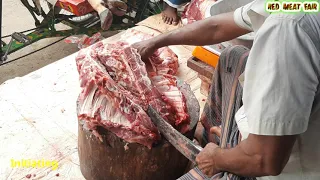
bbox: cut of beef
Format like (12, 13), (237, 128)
(121, 29), (179, 75)
(150, 73), (189, 134)
(76, 30), (190, 148)
(182, 0), (217, 24)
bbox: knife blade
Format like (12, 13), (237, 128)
(147, 105), (203, 164)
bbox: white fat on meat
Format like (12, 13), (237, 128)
(151, 75), (190, 132)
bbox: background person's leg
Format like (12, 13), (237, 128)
(162, 2), (179, 25)
(87, 0), (113, 30)
(162, 0), (189, 25)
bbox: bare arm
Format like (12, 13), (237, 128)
(220, 134), (296, 176)
(153, 12), (249, 48)
(197, 134), (297, 177)
(132, 12), (250, 59)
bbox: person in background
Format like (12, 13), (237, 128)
(87, 0), (127, 30)
(162, 0), (190, 25)
(89, 0), (187, 28)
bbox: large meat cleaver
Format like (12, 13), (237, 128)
(147, 105), (203, 164)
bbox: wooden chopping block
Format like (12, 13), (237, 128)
(78, 80), (200, 180)
(78, 124), (193, 180)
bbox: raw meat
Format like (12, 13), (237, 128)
(121, 29), (179, 75)
(182, 0), (217, 24)
(150, 73), (189, 134)
(76, 30), (190, 148)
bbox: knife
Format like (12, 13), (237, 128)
(147, 105), (203, 164)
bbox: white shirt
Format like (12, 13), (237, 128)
(233, 0), (320, 179)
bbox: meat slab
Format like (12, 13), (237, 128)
(76, 29), (190, 148)
(182, 0), (217, 24)
(121, 29), (179, 75)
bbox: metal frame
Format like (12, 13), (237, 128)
(0, 0), (163, 64)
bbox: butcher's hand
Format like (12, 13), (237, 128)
(131, 40), (157, 61)
(196, 143), (220, 177)
(196, 126), (222, 177)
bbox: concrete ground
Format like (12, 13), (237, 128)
(0, 1), (117, 84)
(1, 1), (77, 84)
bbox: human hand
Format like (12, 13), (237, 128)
(131, 40), (157, 61)
(196, 143), (220, 177)
(195, 126), (222, 177)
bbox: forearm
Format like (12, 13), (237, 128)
(213, 140), (267, 177)
(151, 12), (250, 49)
(213, 134), (296, 177)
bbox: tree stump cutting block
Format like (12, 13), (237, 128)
(78, 79), (200, 180)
